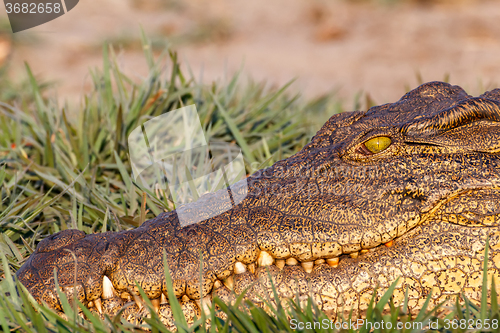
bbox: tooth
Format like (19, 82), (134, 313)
(102, 276), (116, 299)
(286, 258), (298, 266)
(87, 301), (94, 308)
(195, 299), (201, 312)
(314, 259), (325, 265)
(257, 250), (274, 267)
(350, 252), (359, 259)
(94, 298), (103, 314)
(385, 240), (394, 247)
(121, 292), (132, 301)
(275, 259), (285, 269)
(326, 257), (339, 267)
(161, 293), (167, 304)
(301, 261), (314, 273)
(151, 298), (160, 313)
(134, 296), (143, 310)
(234, 261), (247, 274)
(182, 295), (190, 302)
(214, 280), (223, 289)
(248, 263), (256, 274)
(360, 249), (369, 255)
(203, 295), (212, 312)
(223, 276), (234, 290)
(195, 295), (212, 315)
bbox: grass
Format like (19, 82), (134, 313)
(0, 36), (499, 332)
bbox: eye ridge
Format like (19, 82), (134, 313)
(361, 136), (392, 155)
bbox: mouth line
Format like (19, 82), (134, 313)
(84, 234), (400, 316)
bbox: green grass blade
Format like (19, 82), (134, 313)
(162, 249), (188, 331)
(481, 236), (490, 321)
(210, 93), (256, 164)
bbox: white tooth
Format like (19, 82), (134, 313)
(102, 276), (116, 299)
(350, 252), (359, 259)
(248, 263), (256, 274)
(202, 295), (212, 314)
(314, 259), (325, 265)
(326, 257), (339, 267)
(360, 249), (369, 255)
(223, 276), (234, 290)
(182, 295), (190, 302)
(301, 261), (314, 273)
(121, 292), (132, 301)
(257, 251), (274, 267)
(151, 298), (160, 313)
(195, 295), (212, 315)
(286, 258), (298, 266)
(161, 293), (168, 304)
(87, 301), (94, 308)
(214, 280), (223, 289)
(275, 259), (285, 270)
(195, 299), (201, 311)
(234, 262), (247, 274)
(134, 295), (144, 310)
(94, 298), (103, 314)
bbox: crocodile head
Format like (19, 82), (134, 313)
(16, 81), (500, 327)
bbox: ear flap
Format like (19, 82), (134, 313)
(401, 97), (500, 153)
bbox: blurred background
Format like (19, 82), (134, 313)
(1, 0), (500, 109)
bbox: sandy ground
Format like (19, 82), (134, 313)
(3, 0), (500, 110)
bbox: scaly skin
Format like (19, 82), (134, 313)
(16, 81), (500, 328)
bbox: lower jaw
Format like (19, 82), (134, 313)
(55, 219), (498, 327)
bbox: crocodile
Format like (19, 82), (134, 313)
(16, 81), (500, 328)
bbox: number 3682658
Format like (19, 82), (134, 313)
(5, 2), (61, 14)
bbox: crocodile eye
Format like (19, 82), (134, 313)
(363, 136), (392, 154)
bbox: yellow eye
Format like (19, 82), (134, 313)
(363, 136), (392, 154)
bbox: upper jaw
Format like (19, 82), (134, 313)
(16, 194), (413, 309)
